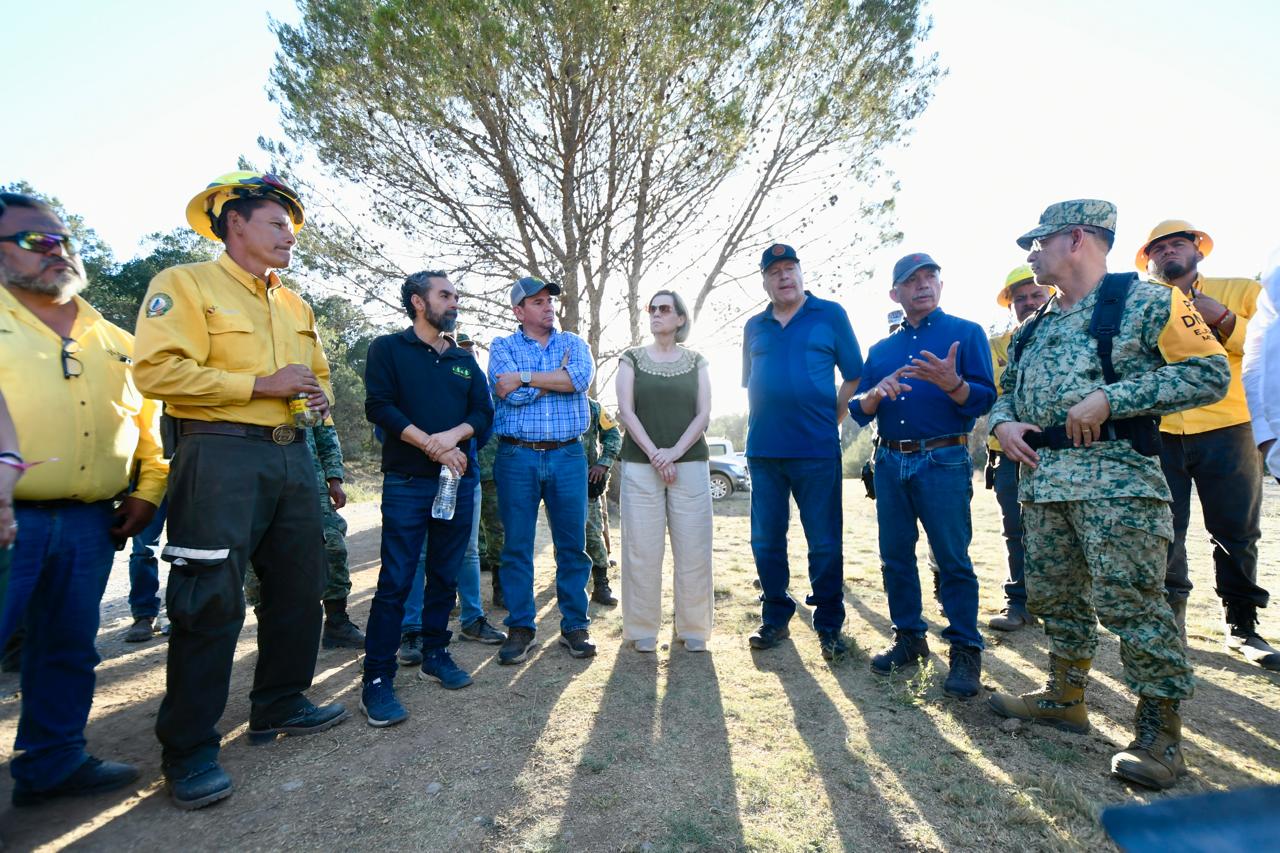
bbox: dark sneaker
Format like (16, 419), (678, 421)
(817, 630), (849, 661)
(748, 623), (791, 651)
(870, 631), (930, 676)
(167, 762), (232, 811)
(359, 677), (408, 727)
(499, 626), (537, 665)
(247, 701), (349, 744)
(559, 629), (597, 658)
(124, 616), (157, 643)
(943, 645), (983, 699)
(459, 616), (507, 645)
(13, 756), (139, 807)
(418, 648), (474, 689)
(397, 632), (423, 667)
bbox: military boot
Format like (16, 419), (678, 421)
(591, 566), (618, 607)
(988, 653), (1091, 734)
(1223, 602), (1280, 671)
(491, 571), (505, 611)
(322, 599), (366, 649)
(1167, 594), (1188, 649)
(1110, 697), (1186, 790)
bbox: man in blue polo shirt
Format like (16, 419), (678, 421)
(851, 253), (995, 698)
(488, 276), (596, 665)
(742, 243), (863, 659)
(359, 270), (493, 727)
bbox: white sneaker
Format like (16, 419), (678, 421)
(633, 637), (657, 653)
(682, 637), (707, 653)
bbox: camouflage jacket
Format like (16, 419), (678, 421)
(582, 398), (621, 469)
(989, 279), (1229, 503)
(306, 423), (345, 484)
(478, 434), (498, 482)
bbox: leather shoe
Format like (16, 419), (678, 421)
(12, 756), (139, 806)
(248, 701), (349, 744)
(748, 623), (791, 650)
(168, 762), (233, 811)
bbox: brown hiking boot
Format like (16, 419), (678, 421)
(988, 653), (1091, 734)
(1110, 697), (1186, 789)
(1224, 603), (1280, 671)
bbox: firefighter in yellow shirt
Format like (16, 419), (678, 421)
(985, 265), (1051, 632)
(0, 192), (167, 806)
(1137, 220), (1277, 670)
(133, 173), (347, 810)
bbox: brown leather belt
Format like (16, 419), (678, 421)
(500, 436), (578, 451)
(179, 420), (304, 446)
(876, 434), (968, 453)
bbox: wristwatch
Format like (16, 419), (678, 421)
(519, 370), (532, 387)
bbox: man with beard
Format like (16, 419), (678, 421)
(134, 172), (346, 809)
(359, 271), (493, 726)
(1136, 221), (1275, 668)
(989, 200), (1229, 789)
(986, 265), (1052, 632)
(0, 192), (167, 805)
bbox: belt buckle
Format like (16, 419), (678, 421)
(271, 425), (296, 445)
(903, 439), (921, 452)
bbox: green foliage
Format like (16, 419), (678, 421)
(92, 230), (217, 331)
(707, 412), (747, 450)
(841, 426), (875, 478)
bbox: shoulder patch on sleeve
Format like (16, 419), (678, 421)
(145, 293), (174, 318)
(1159, 286), (1226, 363)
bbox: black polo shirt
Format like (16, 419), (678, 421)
(364, 327), (494, 478)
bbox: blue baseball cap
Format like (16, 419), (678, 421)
(760, 243), (799, 271)
(509, 276), (561, 306)
(892, 252), (941, 286)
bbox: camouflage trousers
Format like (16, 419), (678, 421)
(1022, 497), (1193, 699)
(586, 494), (609, 569)
(479, 479), (503, 571)
(245, 498), (349, 606)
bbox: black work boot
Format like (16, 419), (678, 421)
(870, 631), (930, 676)
(1224, 602), (1280, 671)
(590, 565), (618, 606)
(1166, 594), (1187, 648)
(491, 572), (506, 610)
(943, 645), (982, 699)
(322, 598), (365, 649)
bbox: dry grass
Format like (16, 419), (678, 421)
(1, 479), (1278, 851)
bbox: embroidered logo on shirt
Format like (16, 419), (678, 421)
(145, 293), (174, 318)
(452, 365), (471, 378)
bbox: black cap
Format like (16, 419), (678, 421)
(760, 243), (799, 271)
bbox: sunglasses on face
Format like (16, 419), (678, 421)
(648, 304), (676, 315)
(0, 231), (80, 255)
(61, 337), (83, 380)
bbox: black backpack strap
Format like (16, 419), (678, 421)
(1011, 301), (1053, 364)
(1087, 272), (1139, 384)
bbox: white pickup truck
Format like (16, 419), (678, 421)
(705, 437), (750, 500)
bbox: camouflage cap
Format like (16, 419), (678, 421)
(1016, 199), (1118, 251)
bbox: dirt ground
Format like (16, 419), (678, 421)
(2, 477), (1279, 852)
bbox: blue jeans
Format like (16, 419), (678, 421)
(873, 444), (983, 649)
(3, 502), (117, 790)
(991, 452), (1027, 609)
(494, 442), (591, 633)
(747, 457), (845, 633)
(402, 489), (484, 632)
(127, 496), (168, 619)
(364, 473), (475, 682)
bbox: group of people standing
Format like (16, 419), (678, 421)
(0, 171), (1273, 818)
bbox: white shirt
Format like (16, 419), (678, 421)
(1242, 248), (1280, 475)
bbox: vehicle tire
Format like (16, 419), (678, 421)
(709, 472), (733, 501)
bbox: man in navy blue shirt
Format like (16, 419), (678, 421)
(359, 270), (493, 727)
(851, 253), (995, 698)
(742, 243), (863, 659)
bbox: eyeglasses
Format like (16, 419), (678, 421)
(0, 230), (80, 256)
(60, 337), (83, 380)
(648, 304), (676, 315)
(1031, 226), (1103, 253)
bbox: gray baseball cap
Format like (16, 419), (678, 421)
(510, 276), (562, 306)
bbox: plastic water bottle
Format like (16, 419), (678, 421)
(432, 466), (459, 520)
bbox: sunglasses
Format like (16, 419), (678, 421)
(0, 230), (80, 255)
(648, 303), (676, 315)
(61, 337), (83, 380)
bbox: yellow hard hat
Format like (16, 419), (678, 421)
(996, 264), (1053, 307)
(1135, 219), (1213, 272)
(185, 171), (304, 242)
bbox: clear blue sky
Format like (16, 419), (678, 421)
(5, 1), (1277, 412)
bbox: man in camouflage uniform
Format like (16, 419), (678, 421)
(244, 423), (365, 649)
(477, 436), (504, 609)
(988, 200), (1229, 790)
(583, 398), (621, 605)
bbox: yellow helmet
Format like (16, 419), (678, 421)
(1135, 219), (1213, 272)
(185, 171), (304, 242)
(996, 264), (1053, 307)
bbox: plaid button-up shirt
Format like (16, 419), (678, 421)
(489, 327), (594, 442)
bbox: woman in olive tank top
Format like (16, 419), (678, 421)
(615, 291), (714, 652)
